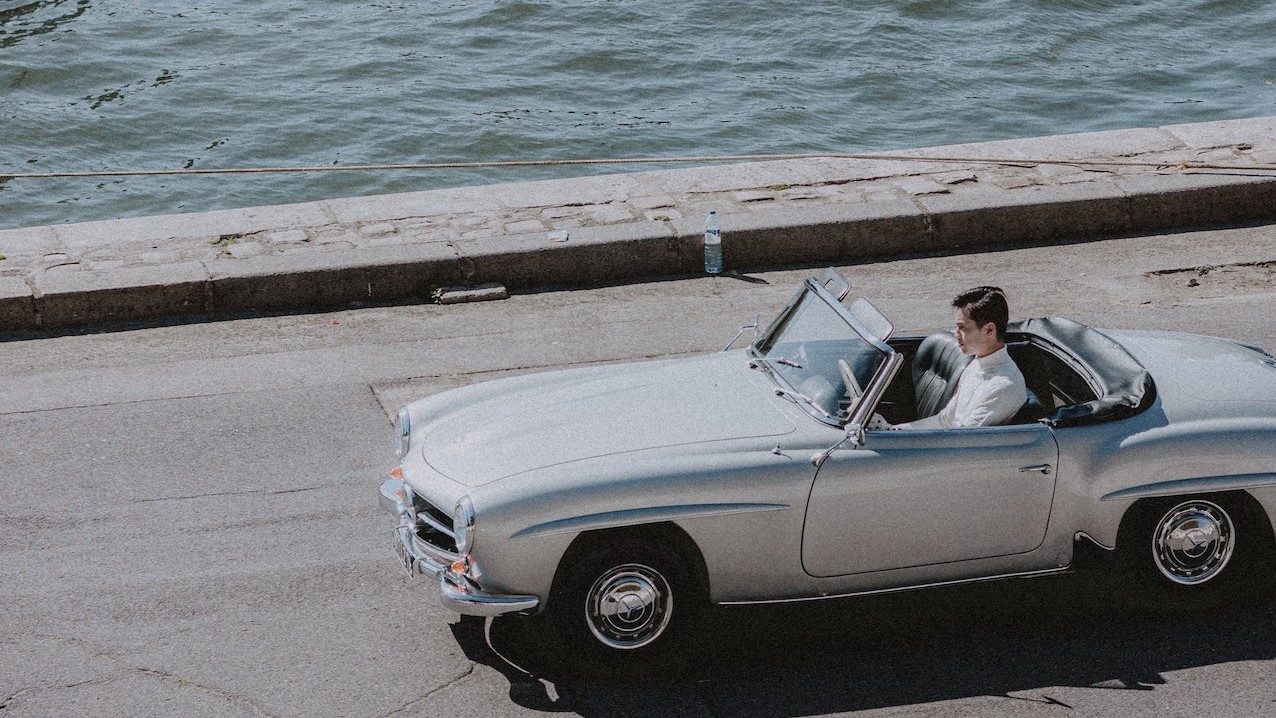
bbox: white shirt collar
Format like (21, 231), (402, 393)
(972, 346), (1011, 372)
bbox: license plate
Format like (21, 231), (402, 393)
(394, 531), (416, 578)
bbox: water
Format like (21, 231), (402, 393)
(2, 0), (1274, 230)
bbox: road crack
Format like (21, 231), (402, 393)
(377, 662), (478, 718)
(14, 634), (281, 718)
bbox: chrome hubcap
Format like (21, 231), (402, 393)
(585, 563), (672, 650)
(1153, 499), (1234, 585)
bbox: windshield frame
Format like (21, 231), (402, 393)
(749, 277), (899, 426)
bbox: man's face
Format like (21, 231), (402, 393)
(953, 306), (999, 358)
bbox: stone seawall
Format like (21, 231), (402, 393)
(2, 116), (1275, 331)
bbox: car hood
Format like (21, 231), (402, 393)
(420, 353), (796, 486)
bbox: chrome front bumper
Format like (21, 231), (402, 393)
(379, 477), (539, 617)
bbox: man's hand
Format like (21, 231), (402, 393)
(866, 413), (894, 431)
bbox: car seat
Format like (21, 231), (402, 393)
(910, 332), (971, 420)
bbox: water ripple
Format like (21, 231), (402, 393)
(2, 0), (1275, 228)
(0, 0), (90, 49)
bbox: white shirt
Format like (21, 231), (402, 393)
(904, 347), (1027, 429)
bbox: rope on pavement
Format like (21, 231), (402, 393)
(3, 152), (1276, 180)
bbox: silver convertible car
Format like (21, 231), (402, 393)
(379, 268), (1276, 659)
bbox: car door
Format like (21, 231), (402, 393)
(801, 424), (1059, 578)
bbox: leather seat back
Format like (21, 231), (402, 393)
(1008, 389), (1048, 424)
(910, 332), (972, 419)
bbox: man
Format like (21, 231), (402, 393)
(898, 286), (1027, 430)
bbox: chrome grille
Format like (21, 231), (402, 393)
(408, 489), (459, 556)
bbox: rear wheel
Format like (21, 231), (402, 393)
(1116, 493), (1271, 605)
(1150, 498), (1235, 585)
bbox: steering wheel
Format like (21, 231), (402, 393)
(838, 359), (863, 402)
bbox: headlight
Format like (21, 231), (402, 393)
(394, 407), (411, 459)
(454, 496), (476, 555)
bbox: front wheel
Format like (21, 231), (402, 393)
(549, 536), (703, 667)
(583, 561), (674, 650)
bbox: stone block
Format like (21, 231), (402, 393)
(671, 200), (928, 272)
(632, 195), (677, 210)
(904, 125), (1180, 162)
(991, 175), (1040, 190)
(490, 174), (626, 210)
(53, 203), (329, 250)
(503, 219), (546, 235)
(454, 220), (678, 286)
(0, 226), (59, 256)
(438, 283), (509, 304)
(269, 229), (310, 244)
(0, 276), (35, 331)
(733, 190), (776, 203)
(226, 241), (266, 259)
(208, 242), (461, 312)
(359, 223), (397, 237)
(32, 262), (208, 328)
(1119, 172), (1276, 231)
(587, 204), (636, 223)
(1163, 116), (1276, 150)
(895, 177), (950, 196)
(916, 181), (1132, 251)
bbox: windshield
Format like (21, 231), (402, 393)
(751, 280), (894, 424)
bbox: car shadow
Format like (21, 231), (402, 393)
(464, 573), (1276, 715)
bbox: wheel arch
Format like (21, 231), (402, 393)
(1115, 488), (1276, 558)
(549, 521), (710, 611)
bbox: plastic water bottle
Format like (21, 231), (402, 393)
(703, 210), (723, 274)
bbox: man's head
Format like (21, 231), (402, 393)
(951, 286), (1009, 358)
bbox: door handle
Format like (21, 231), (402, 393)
(1019, 464), (1052, 475)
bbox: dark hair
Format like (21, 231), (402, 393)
(953, 286), (1009, 340)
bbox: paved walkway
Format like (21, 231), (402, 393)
(2, 116), (1276, 331)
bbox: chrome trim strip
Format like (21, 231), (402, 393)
(889, 423), (1054, 436)
(415, 508), (455, 539)
(509, 502), (791, 540)
(850, 352), (904, 429)
(719, 567), (1071, 606)
(1100, 473), (1276, 502)
(1075, 531), (1115, 551)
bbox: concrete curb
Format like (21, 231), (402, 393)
(3, 116), (1276, 331)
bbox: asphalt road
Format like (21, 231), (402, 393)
(3, 225), (1276, 717)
